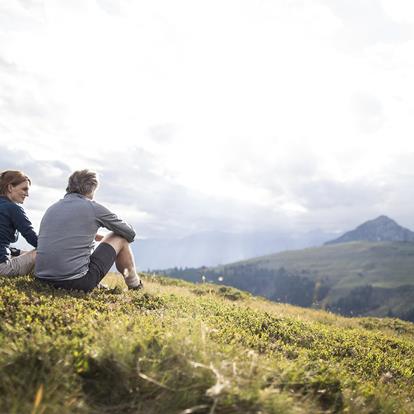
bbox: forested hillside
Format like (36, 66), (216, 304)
(160, 241), (414, 321)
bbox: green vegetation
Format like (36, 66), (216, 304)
(220, 241), (414, 290)
(1, 273), (414, 413)
(166, 241), (414, 321)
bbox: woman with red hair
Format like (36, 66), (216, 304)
(0, 170), (37, 276)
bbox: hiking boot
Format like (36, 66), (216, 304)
(128, 279), (144, 290)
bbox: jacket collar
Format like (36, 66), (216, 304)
(64, 193), (89, 200)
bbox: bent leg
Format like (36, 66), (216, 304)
(0, 250), (36, 276)
(41, 245), (115, 293)
(100, 232), (141, 288)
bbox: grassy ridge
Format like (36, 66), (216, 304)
(209, 241), (414, 319)
(218, 241), (414, 289)
(0, 274), (414, 413)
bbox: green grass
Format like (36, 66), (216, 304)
(214, 241), (414, 308)
(218, 241), (414, 288)
(1, 273), (414, 413)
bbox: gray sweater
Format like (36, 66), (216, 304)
(35, 193), (135, 281)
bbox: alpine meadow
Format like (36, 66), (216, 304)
(1, 273), (413, 413)
(3, 1), (414, 413)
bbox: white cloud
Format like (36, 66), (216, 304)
(1, 0), (414, 240)
(381, 0), (414, 24)
(351, 92), (385, 133)
(321, 0), (413, 49)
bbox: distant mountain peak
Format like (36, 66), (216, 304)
(371, 215), (396, 224)
(325, 216), (414, 245)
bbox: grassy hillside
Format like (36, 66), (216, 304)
(177, 241), (414, 320)
(1, 273), (414, 413)
(217, 241), (414, 289)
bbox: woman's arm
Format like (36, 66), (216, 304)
(11, 204), (38, 248)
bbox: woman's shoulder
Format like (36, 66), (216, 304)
(0, 196), (14, 210)
(0, 199), (25, 215)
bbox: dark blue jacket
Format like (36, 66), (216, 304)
(0, 196), (38, 263)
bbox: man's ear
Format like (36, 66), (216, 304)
(6, 184), (13, 194)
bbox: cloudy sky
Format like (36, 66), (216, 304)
(2, 0), (414, 242)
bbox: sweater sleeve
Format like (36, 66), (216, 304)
(92, 201), (136, 243)
(11, 204), (38, 248)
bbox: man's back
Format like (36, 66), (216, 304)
(35, 193), (135, 281)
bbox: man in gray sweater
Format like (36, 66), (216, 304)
(35, 169), (142, 292)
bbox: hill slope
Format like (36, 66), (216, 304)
(164, 241), (414, 321)
(1, 273), (414, 413)
(218, 241), (414, 289)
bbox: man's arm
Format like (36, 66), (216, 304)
(92, 201), (136, 242)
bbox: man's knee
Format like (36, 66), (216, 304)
(101, 232), (129, 253)
(103, 232), (129, 244)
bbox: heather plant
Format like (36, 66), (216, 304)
(0, 273), (413, 413)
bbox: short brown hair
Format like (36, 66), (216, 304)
(0, 170), (31, 195)
(66, 169), (98, 196)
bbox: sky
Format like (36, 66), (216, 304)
(2, 0), (414, 242)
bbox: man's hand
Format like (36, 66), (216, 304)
(95, 234), (104, 242)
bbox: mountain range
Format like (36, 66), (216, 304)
(162, 215), (414, 322)
(135, 215), (414, 270)
(133, 228), (337, 270)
